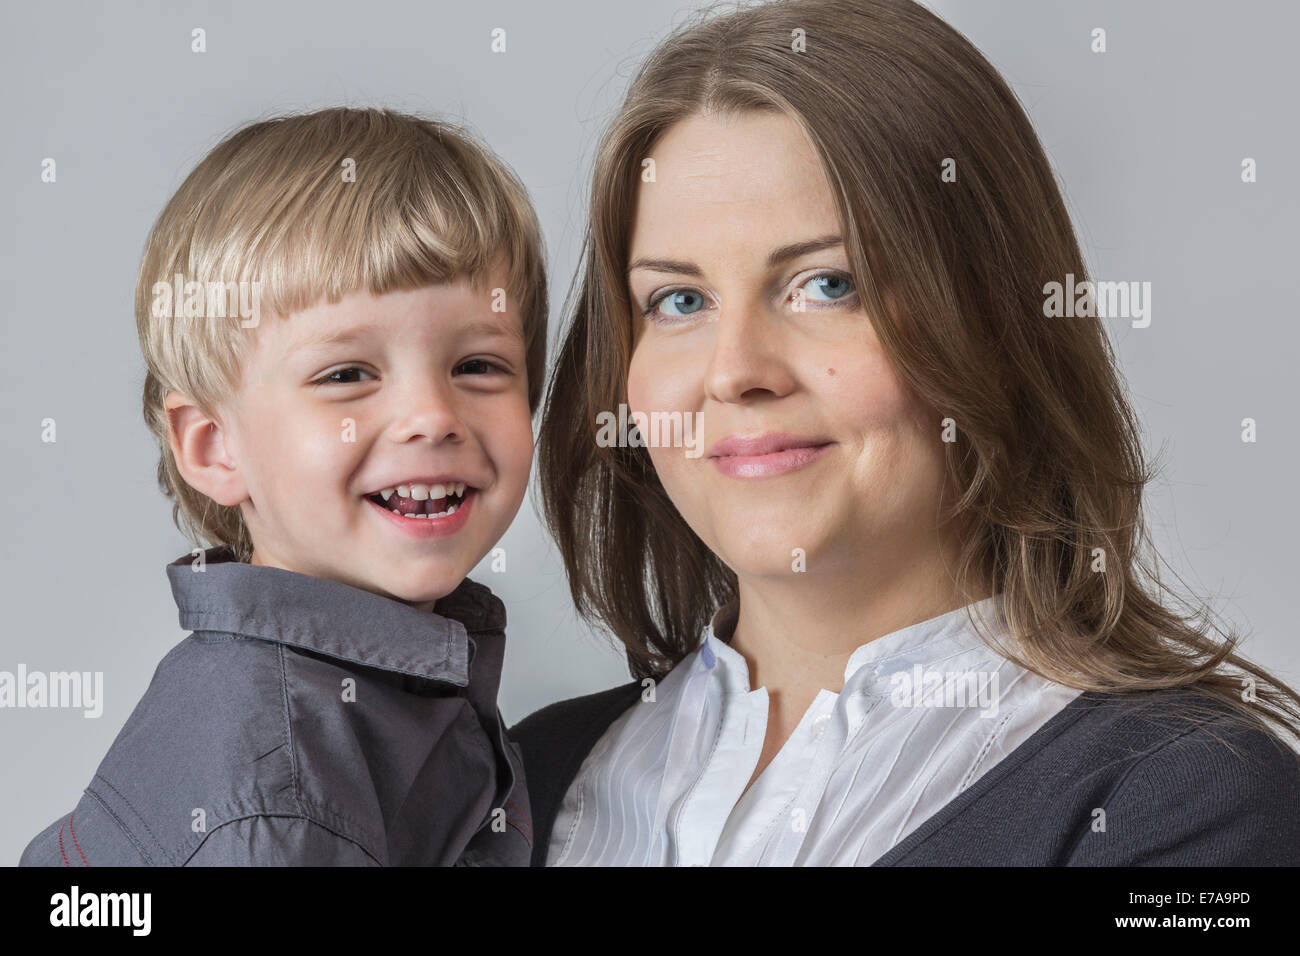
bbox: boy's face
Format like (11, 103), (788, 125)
(190, 274), (532, 610)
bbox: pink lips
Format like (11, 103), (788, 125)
(365, 487), (475, 538)
(708, 431), (834, 479)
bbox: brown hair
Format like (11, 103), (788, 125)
(136, 107), (548, 563)
(536, 0), (1300, 744)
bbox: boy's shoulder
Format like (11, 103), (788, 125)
(22, 555), (527, 866)
(20, 632), (376, 865)
(19, 790), (381, 866)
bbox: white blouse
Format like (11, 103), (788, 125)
(547, 593), (1082, 866)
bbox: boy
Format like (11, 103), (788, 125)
(19, 107), (546, 865)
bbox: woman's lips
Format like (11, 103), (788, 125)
(709, 442), (834, 478)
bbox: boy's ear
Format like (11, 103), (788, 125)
(164, 390), (249, 508)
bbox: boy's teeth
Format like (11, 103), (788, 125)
(376, 482), (469, 500)
(395, 503), (460, 519)
(371, 482), (471, 507)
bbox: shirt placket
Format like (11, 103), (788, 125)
(742, 690), (849, 865)
(654, 641), (766, 867)
(784, 680), (883, 865)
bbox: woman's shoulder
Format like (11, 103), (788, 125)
(1065, 684), (1299, 762)
(879, 684), (1300, 866)
(1052, 686), (1300, 865)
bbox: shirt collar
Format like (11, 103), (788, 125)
(696, 598), (742, 691)
(166, 546), (506, 686)
(698, 593), (1005, 691)
(838, 594), (1005, 688)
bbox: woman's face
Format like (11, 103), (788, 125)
(625, 110), (953, 583)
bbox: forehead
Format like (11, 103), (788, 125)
(631, 111), (840, 248)
(256, 281), (525, 355)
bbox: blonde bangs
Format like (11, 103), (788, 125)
(205, 121), (538, 322)
(135, 107), (548, 561)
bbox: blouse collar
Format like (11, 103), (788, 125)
(698, 592), (1007, 694)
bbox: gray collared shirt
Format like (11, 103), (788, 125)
(19, 547), (531, 866)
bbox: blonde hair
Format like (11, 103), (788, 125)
(136, 107), (548, 563)
(537, 0), (1300, 745)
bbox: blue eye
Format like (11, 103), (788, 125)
(803, 273), (855, 301)
(642, 272), (855, 322)
(647, 289), (708, 319)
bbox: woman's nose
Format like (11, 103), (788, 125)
(703, 300), (797, 405)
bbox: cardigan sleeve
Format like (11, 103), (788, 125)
(1067, 712), (1300, 866)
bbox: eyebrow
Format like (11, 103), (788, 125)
(296, 318), (524, 352)
(297, 327), (371, 351)
(459, 319), (526, 344)
(626, 234), (844, 277)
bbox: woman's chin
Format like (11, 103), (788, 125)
(705, 509), (838, 563)
(712, 535), (824, 580)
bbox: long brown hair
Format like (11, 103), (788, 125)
(536, 0), (1300, 745)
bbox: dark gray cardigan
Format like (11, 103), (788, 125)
(509, 681), (1300, 866)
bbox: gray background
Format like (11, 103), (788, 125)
(3, 0), (1296, 865)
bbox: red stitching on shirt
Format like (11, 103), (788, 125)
(58, 820), (70, 866)
(68, 811), (90, 866)
(505, 818), (533, 846)
(505, 799), (533, 840)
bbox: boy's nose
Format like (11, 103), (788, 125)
(387, 382), (466, 444)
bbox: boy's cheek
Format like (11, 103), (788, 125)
(504, 413), (537, 468)
(484, 419), (534, 508)
(478, 395), (535, 454)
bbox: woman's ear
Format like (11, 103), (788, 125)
(164, 390), (249, 508)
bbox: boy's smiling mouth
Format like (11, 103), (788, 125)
(362, 479), (479, 540)
(363, 478), (475, 519)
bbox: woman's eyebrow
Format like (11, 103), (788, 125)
(626, 234), (843, 277)
(768, 234), (843, 267)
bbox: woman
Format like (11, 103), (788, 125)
(511, 0), (1300, 866)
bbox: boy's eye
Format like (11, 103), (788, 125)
(453, 358), (508, 376)
(311, 360), (509, 385)
(314, 367), (376, 385)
